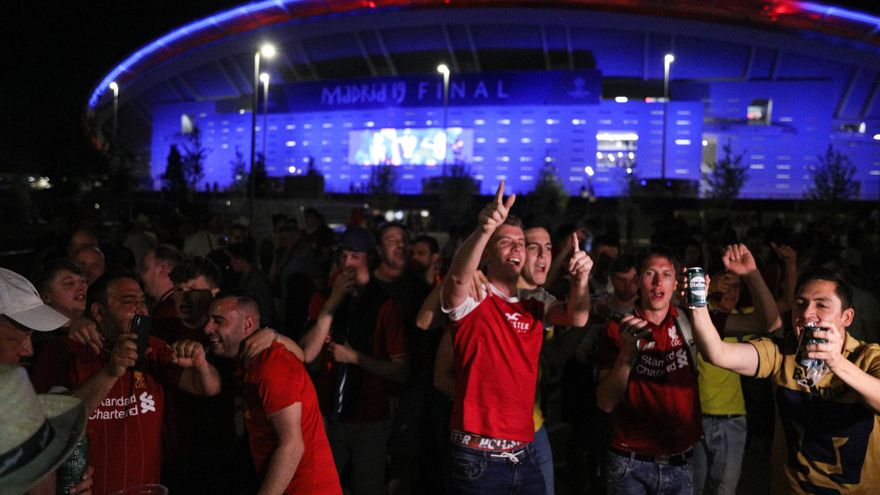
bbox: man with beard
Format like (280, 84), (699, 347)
(204, 292), (341, 494)
(301, 227), (408, 495)
(409, 234), (442, 287)
(441, 183), (591, 494)
(371, 223), (433, 494)
(32, 272), (221, 495)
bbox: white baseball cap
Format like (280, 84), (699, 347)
(0, 268), (69, 331)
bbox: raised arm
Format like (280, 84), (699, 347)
(172, 340), (222, 396)
(300, 270), (355, 363)
(442, 182), (515, 310)
(688, 304), (759, 376)
(771, 242), (798, 315)
(546, 231), (592, 327)
(722, 243), (782, 334)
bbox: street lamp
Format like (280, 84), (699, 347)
(250, 43), (275, 220)
(260, 72), (270, 169)
(108, 81), (119, 144)
(437, 63), (450, 171)
(661, 53), (675, 180)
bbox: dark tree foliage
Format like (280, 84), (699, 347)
(807, 144), (858, 203)
(707, 139), (747, 200)
(180, 126), (209, 190)
(161, 145), (187, 194)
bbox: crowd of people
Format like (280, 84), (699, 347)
(2, 185), (880, 495)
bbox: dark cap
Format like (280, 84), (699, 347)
(338, 227), (376, 253)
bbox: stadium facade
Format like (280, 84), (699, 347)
(86, 0), (880, 199)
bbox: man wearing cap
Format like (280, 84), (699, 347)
(0, 267), (71, 367)
(0, 268), (94, 494)
(32, 272), (222, 495)
(301, 227), (408, 495)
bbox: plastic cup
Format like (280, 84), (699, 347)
(109, 484), (168, 495)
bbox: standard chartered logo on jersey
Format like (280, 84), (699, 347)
(90, 392), (157, 420)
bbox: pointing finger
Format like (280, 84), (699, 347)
(495, 181), (505, 205)
(572, 232), (580, 253)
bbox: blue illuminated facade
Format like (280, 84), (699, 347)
(90, 2), (880, 200)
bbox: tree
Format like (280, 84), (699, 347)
(251, 152), (270, 197)
(230, 146), (247, 193)
(437, 163), (479, 229)
(179, 125), (210, 190)
(161, 145), (187, 195)
(526, 162), (569, 230)
(806, 144), (858, 203)
(707, 139), (747, 200)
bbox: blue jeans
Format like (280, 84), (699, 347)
(449, 441), (547, 494)
(533, 426), (555, 495)
(692, 415), (746, 495)
(606, 450), (693, 495)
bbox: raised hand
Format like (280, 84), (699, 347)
(722, 243), (758, 276)
(478, 181), (516, 234)
(568, 231), (593, 285)
(105, 333), (137, 377)
(67, 317), (104, 355)
(171, 339), (208, 368)
(770, 242), (797, 266)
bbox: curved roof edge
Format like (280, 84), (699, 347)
(87, 0), (880, 109)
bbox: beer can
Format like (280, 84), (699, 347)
(796, 322), (827, 368)
(57, 435), (88, 495)
(686, 267), (707, 307)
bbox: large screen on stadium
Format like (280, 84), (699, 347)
(348, 127), (474, 166)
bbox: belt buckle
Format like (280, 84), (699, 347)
(655, 454), (672, 465)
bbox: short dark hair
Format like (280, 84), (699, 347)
(34, 258), (85, 294)
(214, 289), (261, 324)
(412, 235), (439, 254)
(610, 255), (637, 275)
(377, 222), (408, 241)
(636, 245), (681, 275)
(796, 269), (854, 310)
(169, 257), (222, 289)
(503, 214), (524, 229)
(151, 244), (184, 269)
(86, 271), (142, 310)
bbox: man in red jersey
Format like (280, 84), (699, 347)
(32, 272), (222, 495)
(204, 291), (341, 494)
(440, 182), (592, 494)
(595, 245), (702, 495)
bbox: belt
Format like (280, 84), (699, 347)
(703, 413), (745, 419)
(449, 430), (526, 452)
(609, 446), (693, 466)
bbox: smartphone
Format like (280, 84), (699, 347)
(131, 314), (153, 365)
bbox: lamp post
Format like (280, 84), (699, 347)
(661, 53), (674, 180)
(437, 63), (450, 172)
(250, 43), (275, 220)
(108, 81), (119, 144)
(260, 72), (270, 168)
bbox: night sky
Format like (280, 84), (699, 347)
(2, 1), (879, 177)
(1, 1), (240, 176)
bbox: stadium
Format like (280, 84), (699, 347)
(86, 0), (880, 199)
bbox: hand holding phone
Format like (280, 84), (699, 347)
(131, 314), (153, 366)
